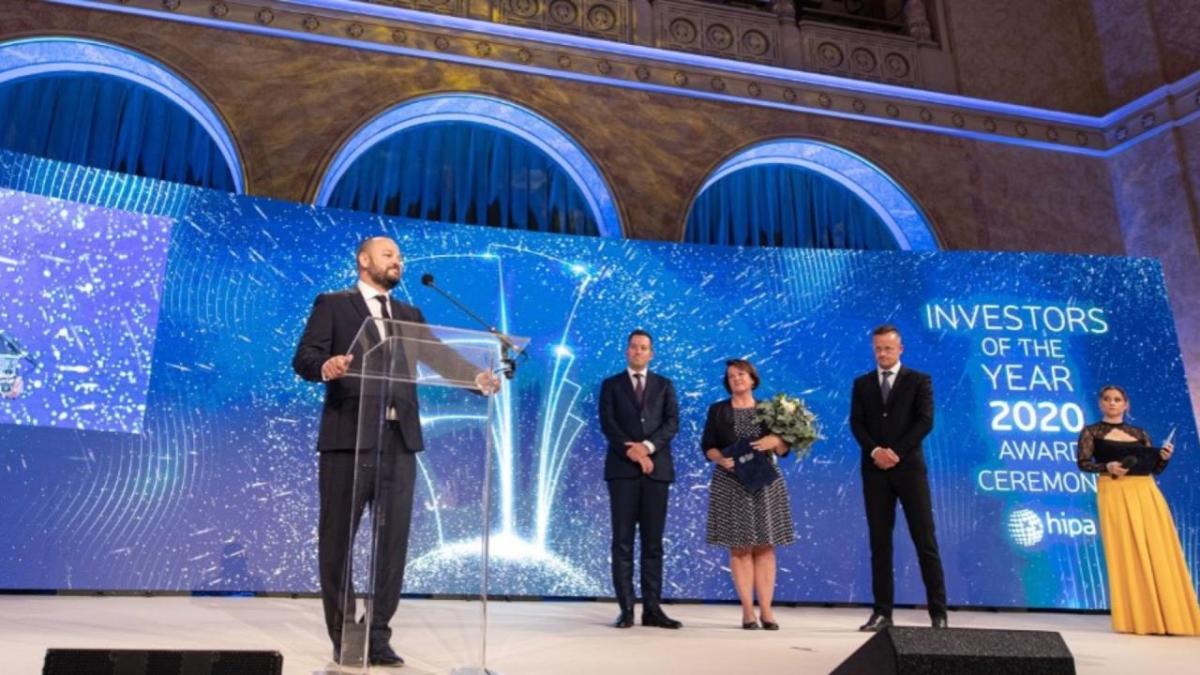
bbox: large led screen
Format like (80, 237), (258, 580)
(0, 188), (173, 433)
(0, 154), (1196, 611)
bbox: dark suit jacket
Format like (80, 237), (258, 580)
(849, 365), (934, 473)
(599, 370), (679, 482)
(699, 399), (769, 454)
(292, 288), (479, 452)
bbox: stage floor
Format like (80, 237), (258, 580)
(2, 596), (1196, 674)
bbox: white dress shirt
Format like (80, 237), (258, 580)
(870, 361), (901, 458)
(357, 281), (397, 419)
(626, 367), (656, 454)
(358, 280), (391, 321)
(877, 361), (902, 388)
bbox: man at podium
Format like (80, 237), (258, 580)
(292, 236), (497, 666)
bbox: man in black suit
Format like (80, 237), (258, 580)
(293, 236), (496, 665)
(599, 329), (682, 630)
(849, 324), (948, 631)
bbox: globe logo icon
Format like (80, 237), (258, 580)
(1007, 508), (1044, 547)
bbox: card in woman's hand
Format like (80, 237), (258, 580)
(722, 439), (779, 492)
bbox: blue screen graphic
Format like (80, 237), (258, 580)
(0, 155), (1196, 610)
(0, 188), (173, 433)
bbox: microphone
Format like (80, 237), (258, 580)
(1114, 454), (1138, 479)
(419, 273), (524, 379)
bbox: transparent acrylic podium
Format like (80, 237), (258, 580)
(331, 317), (527, 674)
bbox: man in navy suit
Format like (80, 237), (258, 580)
(599, 329), (682, 629)
(293, 236), (496, 665)
(850, 324), (947, 631)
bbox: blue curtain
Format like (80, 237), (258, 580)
(327, 122), (599, 236)
(0, 73), (235, 191)
(685, 165), (899, 250)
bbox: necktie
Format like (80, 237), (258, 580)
(880, 370), (893, 404)
(374, 294), (392, 320)
(633, 373), (645, 405)
(375, 294), (392, 339)
(376, 295), (397, 419)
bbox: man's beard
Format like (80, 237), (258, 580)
(370, 267), (400, 290)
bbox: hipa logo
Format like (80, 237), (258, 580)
(1007, 509), (1044, 547)
(1006, 508), (1096, 548)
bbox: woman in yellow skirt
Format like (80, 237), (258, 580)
(1077, 385), (1200, 635)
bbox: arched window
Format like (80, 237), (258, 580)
(316, 94), (621, 237)
(0, 37), (242, 192)
(685, 140), (937, 251)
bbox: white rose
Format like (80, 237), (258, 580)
(780, 399), (798, 415)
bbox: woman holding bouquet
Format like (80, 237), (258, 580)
(702, 359), (796, 630)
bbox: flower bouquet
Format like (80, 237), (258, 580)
(754, 393), (821, 460)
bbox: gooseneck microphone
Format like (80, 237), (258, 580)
(420, 273), (524, 379)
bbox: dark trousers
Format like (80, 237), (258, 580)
(862, 468), (947, 618)
(318, 440), (416, 647)
(607, 475), (670, 613)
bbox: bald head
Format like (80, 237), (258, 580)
(356, 236), (403, 291)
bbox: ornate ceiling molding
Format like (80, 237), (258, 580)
(40, 0), (1200, 158)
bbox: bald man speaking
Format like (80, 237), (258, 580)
(293, 236), (497, 666)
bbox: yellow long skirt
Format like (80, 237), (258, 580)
(1097, 475), (1200, 635)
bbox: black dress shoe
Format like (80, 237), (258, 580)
(368, 643), (405, 666)
(742, 620), (760, 630)
(859, 613), (893, 632)
(642, 611), (683, 629)
(931, 615), (948, 629)
(613, 611), (635, 628)
(761, 620), (780, 631)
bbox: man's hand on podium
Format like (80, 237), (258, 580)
(321, 354), (354, 381)
(475, 370), (501, 395)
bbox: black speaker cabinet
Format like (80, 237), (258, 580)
(831, 626), (1075, 675)
(43, 648), (283, 675)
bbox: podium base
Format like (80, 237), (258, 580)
(336, 621), (368, 669)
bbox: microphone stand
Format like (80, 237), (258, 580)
(420, 274), (524, 379)
(0, 330), (36, 366)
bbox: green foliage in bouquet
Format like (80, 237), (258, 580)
(754, 393), (822, 459)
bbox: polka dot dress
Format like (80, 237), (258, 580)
(705, 407), (796, 549)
